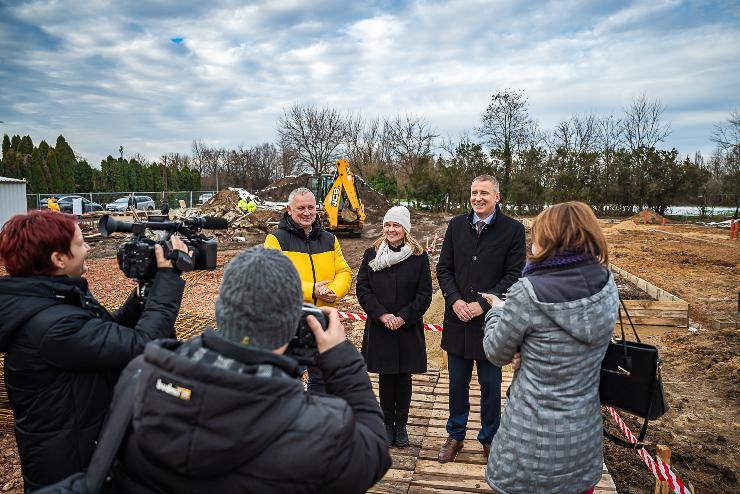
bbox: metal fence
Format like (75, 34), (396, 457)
(26, 191), (219, 211)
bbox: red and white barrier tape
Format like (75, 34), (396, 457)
(337, 310), (443, 332)
(425, 235), (445, 253)
(607, 407), (692, 494)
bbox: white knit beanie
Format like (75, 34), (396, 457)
(383, 205), (411, 232)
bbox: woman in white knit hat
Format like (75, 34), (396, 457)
(357, 205), (432, 448)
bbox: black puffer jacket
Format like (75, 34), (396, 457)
(0, 270), (184, 491)
(112, 331), (392, 494)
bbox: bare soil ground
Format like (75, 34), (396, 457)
(1, 213), (737, 493)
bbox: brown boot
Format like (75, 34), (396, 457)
(438, 437), (464, 463)
(483, 442), (491, 458)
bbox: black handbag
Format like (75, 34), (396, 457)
(599, 298), (668, 448)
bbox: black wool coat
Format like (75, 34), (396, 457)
(0, 270), (184, 491)
(357, 248), (432, 374)
(436, 207), (526, 360)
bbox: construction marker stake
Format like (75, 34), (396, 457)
(607, 407), (692, 494)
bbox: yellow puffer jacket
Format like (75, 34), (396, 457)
(264, 214), (352, 307)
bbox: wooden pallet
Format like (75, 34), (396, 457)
(369, 368), (618, 493)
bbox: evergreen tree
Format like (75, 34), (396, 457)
(8, 150), (17, 177)
(46, 148), (64, 193)
(29, 147), (49, 193)
(10, 135), (20, 152)
(19, 135), (34, 156)
(74, 160), (94, 192)
(2, 135), (10, 161)
(55, 135), (77, 192)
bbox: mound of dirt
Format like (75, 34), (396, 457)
(630, 208), (668, 225)
(173, 189), (284, 236)
(258, 174), (312, 202)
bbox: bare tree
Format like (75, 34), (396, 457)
(191, 140), (225, 189)
(345, 114), (387, 178)
(277, 137), (301, 178)
(277, 104), (348, 175)
(478, 88), (533, 192)
(383, 114), (438, 181)
(550, 114), (598, 155)
(711, 109), (740, 161)
(250, 143), (280, 189)
(128, 152), (151, 166)
(620, 94), (671, 152)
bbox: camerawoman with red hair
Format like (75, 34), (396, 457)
(0, 210), (188, 491)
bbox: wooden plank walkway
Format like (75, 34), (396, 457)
(369, 369), (618, 493)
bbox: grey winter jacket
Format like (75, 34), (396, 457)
(483, 264), (618, 494)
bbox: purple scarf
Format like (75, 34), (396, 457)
(522, 247), (597, 277)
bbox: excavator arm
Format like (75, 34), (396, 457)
(321, 159), (366, 233)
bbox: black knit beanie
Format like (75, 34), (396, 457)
(216, 246), (302, 349)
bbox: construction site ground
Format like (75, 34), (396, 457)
(0, 211), (738, 493)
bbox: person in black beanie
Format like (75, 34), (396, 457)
(110, 246), (391, 493)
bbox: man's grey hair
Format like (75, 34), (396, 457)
(288, 187), (315, 205)
(471, 174), (499, 192)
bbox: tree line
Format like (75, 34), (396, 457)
(1, 90), (737, 216)
(0, 135), (200, 195)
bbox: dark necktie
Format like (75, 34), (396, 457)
(476, 220), (485, 236)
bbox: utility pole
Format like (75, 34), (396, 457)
(119, 146), (124, 159)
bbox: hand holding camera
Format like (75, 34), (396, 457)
(154, 235), (192, 269)
(306, 306), (346, 354)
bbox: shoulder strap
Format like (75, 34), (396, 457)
(85, 369), (141, 493)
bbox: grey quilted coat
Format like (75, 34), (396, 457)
(483, 264), (618, 494)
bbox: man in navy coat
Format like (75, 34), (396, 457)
(436, 174), (525, 462)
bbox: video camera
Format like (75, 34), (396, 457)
(286, 304), (328, 365)
(98, 215), (229, 283)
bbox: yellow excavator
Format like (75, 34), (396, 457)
(308, 159), (366, 236)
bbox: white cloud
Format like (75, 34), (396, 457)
(0, 0), (737, 164)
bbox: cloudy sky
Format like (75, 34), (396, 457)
(0, 0), (738, 166)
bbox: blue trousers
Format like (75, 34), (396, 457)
(446, 352), (502, 445)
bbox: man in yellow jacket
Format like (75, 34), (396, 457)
(265, 187), (352, 391)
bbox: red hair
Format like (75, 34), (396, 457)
(0, 210), (78, 276)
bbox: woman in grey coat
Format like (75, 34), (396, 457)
(481, 201), (619, 494)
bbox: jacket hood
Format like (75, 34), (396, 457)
(0, 276), (90, 351)
(278, 211), (323, 240)
(132, 330), (307, 477)
(520, 271), (618, 345)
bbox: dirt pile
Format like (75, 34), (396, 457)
(258, 174), (312, 201)
(175, 189), (284, 236)
(630, 208), (668, 225)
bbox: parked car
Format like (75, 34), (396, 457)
(106, 195), (156, 212)
(198, 192), (215, 204)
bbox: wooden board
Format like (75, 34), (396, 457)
(369, 367), (617, 493)
(610, 264), (689, 305)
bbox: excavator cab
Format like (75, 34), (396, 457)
(308, 159), (365, 236)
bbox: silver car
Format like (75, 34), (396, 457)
(106, 195), (156, 212)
